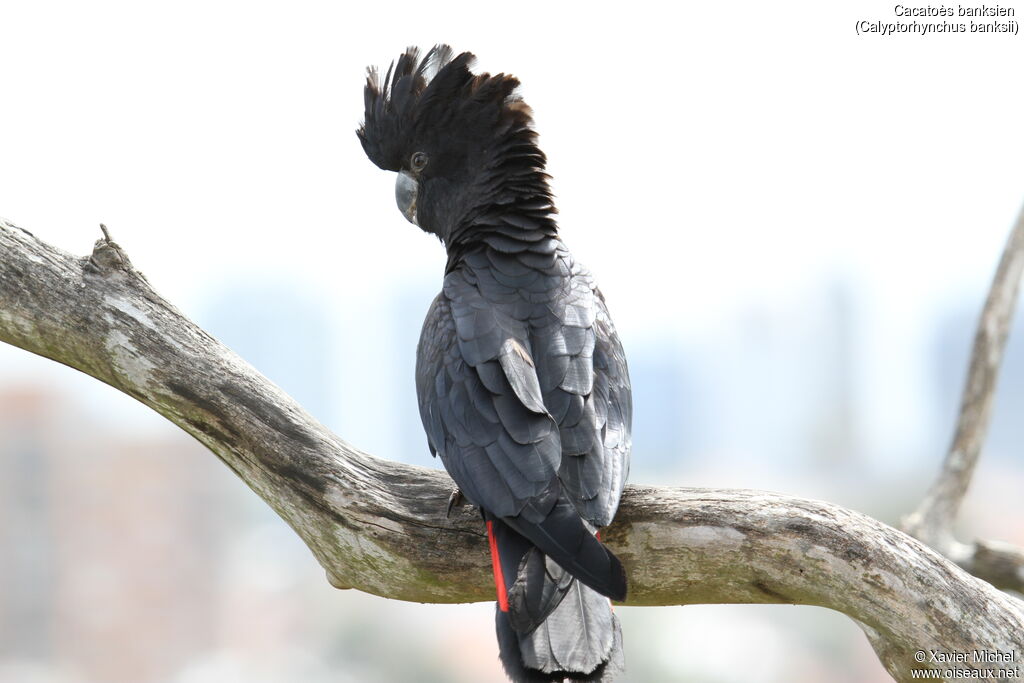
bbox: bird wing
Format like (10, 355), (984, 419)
(417, 251), (629, 600)
(533, 255), (632, 527)
(418, 249), (631, 528)
(416, 273), (562, 521)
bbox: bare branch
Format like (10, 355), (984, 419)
(1, 217), (1022, 682)
(903, 204), (1024, 592)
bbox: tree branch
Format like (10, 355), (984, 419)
(903, 204), (1024, 593)
(1, 217), (1022, 683)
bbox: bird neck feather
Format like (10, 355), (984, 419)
(443, 127), (559, 272)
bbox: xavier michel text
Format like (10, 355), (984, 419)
(916, 650), (1019, 665)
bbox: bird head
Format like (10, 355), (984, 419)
(357, 46), (553, 246)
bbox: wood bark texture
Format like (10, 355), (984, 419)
(1, 217), (1022, 683)
(903, 204), (1024, 594)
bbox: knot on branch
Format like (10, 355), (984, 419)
(87, 224), (134, 274)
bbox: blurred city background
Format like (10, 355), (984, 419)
(2, 2), (1023, 681)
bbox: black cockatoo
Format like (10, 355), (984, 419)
(357, 46), (632, 682)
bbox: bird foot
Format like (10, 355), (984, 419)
(446, 487), (468, 518)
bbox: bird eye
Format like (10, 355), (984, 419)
(411, 152), (428, 171)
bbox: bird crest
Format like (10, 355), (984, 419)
(357, 45), (535, 173)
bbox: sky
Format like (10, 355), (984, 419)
(1, 1), (1023, 681)
(2, 2), (1022, 455)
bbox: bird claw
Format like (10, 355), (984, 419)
(446, 487), (467, 518)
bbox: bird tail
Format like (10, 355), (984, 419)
(503, 495), (627, 603)
(488, 517), (625, 682)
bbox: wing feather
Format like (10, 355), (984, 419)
(416, 250), (631, 529)
(418, 275), (561, 520)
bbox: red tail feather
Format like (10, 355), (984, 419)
(486, 520), (510, 612)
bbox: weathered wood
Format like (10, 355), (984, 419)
(1, 217), (1022, 683)
(903, 203), (1024, 593)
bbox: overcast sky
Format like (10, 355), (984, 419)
(3, 1), (1021, 314)
(3, 1), (1022, 466)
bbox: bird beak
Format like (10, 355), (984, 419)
(395, 171), (419, 226)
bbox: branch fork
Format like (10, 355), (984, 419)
(901, 203), (1024, 594)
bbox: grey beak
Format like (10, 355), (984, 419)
(395, 171), (419, 226)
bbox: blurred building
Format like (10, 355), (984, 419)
(0, 385), (222, 681)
